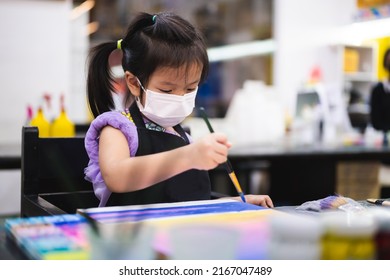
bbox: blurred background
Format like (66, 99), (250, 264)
(1, 0), (390, 214)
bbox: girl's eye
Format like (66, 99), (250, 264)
(159, 89), (172, 93)
(187, 88), (196, 92)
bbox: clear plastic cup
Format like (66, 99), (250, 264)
(167, 223), (241, 260)
(89, 221), (156, 260)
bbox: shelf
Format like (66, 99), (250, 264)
(343, 72), (376, 82)
(337, 44), (377, 97)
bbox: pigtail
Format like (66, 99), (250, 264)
(87, 42), (117, 118)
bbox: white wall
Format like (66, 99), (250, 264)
(0, 0), (89, 215)
(69, 4), (89, 124)
(273, 0), (358, 112)
(0, 0), (72, 145)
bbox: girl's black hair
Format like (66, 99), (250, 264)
(87, 12), (209, 118)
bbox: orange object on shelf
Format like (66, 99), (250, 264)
(357, 0), (389, 9)
(344, 48), (360, 73)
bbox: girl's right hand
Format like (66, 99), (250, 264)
(190, 132), (232, 170)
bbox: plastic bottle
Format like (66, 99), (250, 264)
(50, 94), (75, 137)
(321, 212), (377, 260)
(43, 92), (55, 123)
(25, 104), (34, 126)
(267, 214), (323, 259)
(29, 105), (51, 137)
(367, 208), (390, 260)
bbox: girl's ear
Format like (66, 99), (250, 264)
(125, 71), (141, 97)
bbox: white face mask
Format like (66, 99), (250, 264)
(135, 79), (197, 128)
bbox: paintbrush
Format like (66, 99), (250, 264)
(199, 107), (246, 203)
(367, 198), (390, 207)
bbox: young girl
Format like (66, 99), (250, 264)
(85, 12), (273, 208)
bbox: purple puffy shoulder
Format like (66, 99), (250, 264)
(84, 111), (139, 164)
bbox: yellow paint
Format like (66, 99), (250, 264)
(43, 250), (90, 260)
(321, 233), (375, 260)
(138, 209), (280, 229)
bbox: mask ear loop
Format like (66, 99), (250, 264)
(135, 77), (146, 102)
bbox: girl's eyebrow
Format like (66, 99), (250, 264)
(159, 80), (200, 86)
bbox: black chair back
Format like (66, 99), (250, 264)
(21, 126), (99, 217)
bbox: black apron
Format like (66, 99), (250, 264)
(106, 102), (211, 206)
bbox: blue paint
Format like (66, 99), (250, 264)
(87, 202), (265, 223)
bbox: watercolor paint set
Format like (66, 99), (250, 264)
(5, 214), (91, 260)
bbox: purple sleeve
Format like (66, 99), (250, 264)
(84, 111), (138, 206)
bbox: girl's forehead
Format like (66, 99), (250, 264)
(151, 64), (202, 81)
